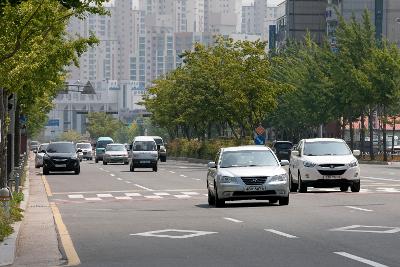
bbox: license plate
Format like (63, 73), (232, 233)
(140, 160), (150, 164)
(55, 164), (66, 168)
(245, 185), (265, 191)
(323, 175), (340, 179)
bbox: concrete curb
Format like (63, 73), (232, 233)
(0, 162), (30, 267)
(169, 156), (211, 164)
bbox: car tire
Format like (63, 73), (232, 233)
(269, 199), (278, 204)
(207, 184), (214, 206)
(153, 165), (158, 172)
(35, 164), (39, 169)
(103, 161), (107, 165)
(43, 166), (49, 175)
(340, 185), (348, 192)
(214, 185), (225, 208)
(279, 196), (289, 206)
(298, 173), (307, 193)
(130, 164), (134, 172)
(75, 167), (80, 175)
(95, 158), (98, 163)
(289, 171), (298, 192)
(350, 180), (360, 192)
(160, 156), (166, 162)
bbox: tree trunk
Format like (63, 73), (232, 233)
(14, 100), (20, 166)
(0, 89), (8, 188)
(392, 117), (396, 159)
(360, 114), (366, 158)
(368, 109), (375, 160)
(382, 107), (387, 162)
(341, 118), (346, 139)
(349, 119), (354, 151)
(227, 121), (239, 139)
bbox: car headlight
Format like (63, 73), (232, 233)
(219, 176), (237, 183)
(349, 160), (358, 167)
(269, 174), (287, 183)
(303, 161), (316, 168)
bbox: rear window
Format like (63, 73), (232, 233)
(274, 143), (293, 150)
(153, 138), (163, 145)
(106, 145), (126, 151)
(47, 143), (75, 153)
(77, 143), (92, 149)
(133, 141), (156, 151)
(97, 140), (113, 148)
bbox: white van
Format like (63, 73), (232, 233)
(129, 136), (159, 172)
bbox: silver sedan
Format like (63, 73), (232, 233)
(207, 145), (290, 207)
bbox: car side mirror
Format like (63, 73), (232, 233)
(353, 150), (361, 157)
(208, 162), (216, 168)
(291, 150), (299, 157)
(280, 160), (289, 166)
(40, 150), (46, 153)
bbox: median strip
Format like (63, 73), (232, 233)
(334, 252), (388, 267)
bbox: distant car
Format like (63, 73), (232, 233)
(103, 143), (129, 165)
(30, 141), (40, 152)
(150, 136), (167, 162)
(289, 138), (361, 193)
(76, 142), (93, 160)
(207, 145), (290, 207)
(42, 142), (82, 175)
(95, 137), (114, 163)
(272, 141), (293, 161)
(129, 136), (158, 172)
(35, 143), (49, 168)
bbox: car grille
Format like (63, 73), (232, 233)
(241, 177), (268, 185)
(233, 190), (276, 196)
(318, 169), (347, 175)
(319, 164), (345, 168)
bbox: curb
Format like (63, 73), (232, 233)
(0, 162), (30, 267)
(169, 156), (211, 164)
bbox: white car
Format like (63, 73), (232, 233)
(76, 143), (93, 160)
(35, 143), (49, 168)
(289, 138), (361, 193)
(103, 143), (129, 165)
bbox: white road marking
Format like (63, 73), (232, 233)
(154, 192), (170, 196)
(117, 178), (123, 181)
(134, 184), (154, 191)
(130, 229), (218, 239)
(174, 195), (191, 199)
(84, 197), (102, 201)
(125, 193), (142, 197)
(331, 225), (400, 233)
(110, 174), (115, 177)
(180, 174), (187, 177)
(181, 192), (199, 195)
(361, 176), (400, 182)
(192, 178), (201, 181)
(54, 189), (206, 195)
(97, 194), (113, 198)
(334, 252), (388, 267)
(115, 196), (132, 200)
(345, 206), (373, 212)
(224, 217), (243, 223)
(203, 194), (208, 196)
(68, 194), (84, 199)
(265, 229), (298, 238)
(169, 171), (176, 174)
(376, 188), (400, 193)
(179, 166), (189, 169)
(125, 181), (132, 184)
(144, 195), (163, 199)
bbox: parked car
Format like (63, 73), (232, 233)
(289, 138), (361, 193)
(30, 141), (40, 152)
(76, 142), (93, 160)
(207, 145), (290, 207)
(34, 143), (49, 168)
(272, 141), (293, 161)
(150, 136), (167, 162)
(129, 136), (158, 172)
(95, 137), (114, 163)
(42, 142), (82, 175)
(103, 143), (129, 165)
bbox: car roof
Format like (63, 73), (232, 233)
(107, 143), (124, 146)
(222, 145), (272, 152)
(49, 141), (74, 144)
(97, 137), (113, 141)
(133, 136), (156, 142)
(77, 142), (91, 145)
(303, 138), (345, 143)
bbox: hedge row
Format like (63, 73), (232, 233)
(167, 138), (255, 160)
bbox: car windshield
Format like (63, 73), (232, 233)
(220, 150), (279, 168)
(106, 145), (126, 151)
(46, 143), (76, 153)
(275, 143), (293, 150)
(39, 144), (48, 151)
(133, 141), (156, 151)
(153, 138), (163, 145)
(31, 141), (39, 146)
(77, 143), (91, 149)
(303, 141), (351, 156)
(97, 140), (113, 149)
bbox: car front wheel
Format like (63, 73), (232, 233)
(43, 166), (49, 175)
(75, 167), (80, 175)
(351, 180), (360, 192)
(153, 165), (158, 172)
(279, 196), (289, 205)
(298, 173), (307, 193)
(289, 170), (298, 192)
(214, 185), (225, 207)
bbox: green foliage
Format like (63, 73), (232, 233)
(113, 122), (140, 144)
(86, 112), (122, 140)
(0, 206), (13, 241)
(59, 130), (84, 142)
(0, 192), (24, 241)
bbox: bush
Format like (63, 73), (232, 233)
(0, 206), (13, 242)
(0, 192), (24, 242)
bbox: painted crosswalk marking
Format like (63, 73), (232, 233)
(181, 192), (199, 195)
(125, 193), (142, 197)
(115, 196), (132, 200)
(97, 194), (113, 198)
(144, 195), (163, 199)
(68, 194), (84, 199)
(84, 197), (102, 201)
(154, 192), (170, 196)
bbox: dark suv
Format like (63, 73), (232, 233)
(272, 141), (293, 161)
(42, 142), (81, 175)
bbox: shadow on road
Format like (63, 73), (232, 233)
(196, 202), (275, 209)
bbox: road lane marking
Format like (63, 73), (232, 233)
(361, 176), (400, 182)
(41, 175), (53, 197)
(169, 171), (176, 174)
(154, 192), (170, 196)
(130, 229), (218, 239)
(180, 174), (187, 177)
(110, 174), (115, 177)
(84, 197), (102, 201)
(53, 189), (207, 195)
(265, 229), (298, 238)
(68, 194), (84, 199)
(181, 192), (199, 195)
(97, 194), (113, 198)
(345, 206), (373, 212)
(144, 195), (163, 199)
(174, 195), (191, 199)
(125, 181), (132, 184)
(125, 193), (142, 197)
(330, 225), (400, 233)
(117, 178), (123, 181)
(134, 184), (154, 191)
(334, 252), (388, 267)
(115, 196), (132, 200)
(50, 202), (80, 266)
(224, 217), (243, 223)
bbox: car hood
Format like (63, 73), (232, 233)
(218, 166), (286, 177)
(302, 155), (356, 164)
(46, 153), (77, 159)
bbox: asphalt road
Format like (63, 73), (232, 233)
(43, 160), (400, 267)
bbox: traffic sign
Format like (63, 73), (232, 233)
(255, 125), (265, 136)
(254, 135), (265, 145)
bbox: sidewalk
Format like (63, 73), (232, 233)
(0, 158), (64, 266)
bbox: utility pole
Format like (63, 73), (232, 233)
(0, 89), (8, 188)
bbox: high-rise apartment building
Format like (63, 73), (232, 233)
(205, 0), (241, 35)
(241, 4), (256, 34)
